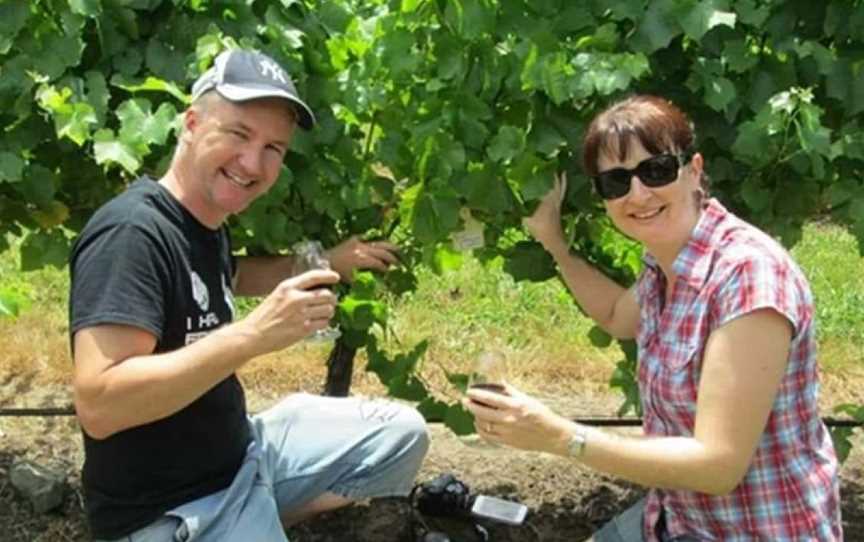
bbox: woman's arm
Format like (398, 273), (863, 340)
(523, 173), (639, 338)
(466, 308), (792, 495)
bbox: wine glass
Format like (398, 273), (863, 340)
(461, 350), (508, 449)
(292, 241), (341, 342)
(468, 350), (507, 397)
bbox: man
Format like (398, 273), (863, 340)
(69, 49), (429, 542)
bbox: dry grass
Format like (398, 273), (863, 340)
(0, 311), (71, 390)
(0, 221), (862, 413)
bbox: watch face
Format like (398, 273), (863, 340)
(568, 432), (586, 457)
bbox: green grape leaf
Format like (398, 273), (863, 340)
(380, 28), (419, 79)
(0, 2), (29, 54)
(117, 99), (179, 148)
(503, 241), (556, 282)
(416, 398), (449, 422)
(36, 86), (98, 146)
(339, 328), (370, 350)
(443, 404), (476, 436)
(447, 372), (470, 394)
(0, 152), (25, 183)
(631, 0), (680, 54)
(388, 374), (428, 401)
(445, 0), (495, 40)
(487, 126), (525, 164)
(741, 180), (772, 213)
(93, 129), (141, 173)
(35, 30), (85, 79)
(428, 244), (464, 274)
(318, 2), (353, 33)
(734, 0), (770, 26)
(510, 154), (555, 201)
(826, 178), (860, 208)
(401, 0), (424, 12)
(18, 165), (57, 205)
(461, 169), (514, 214)
(605, 0), (644, 21)
(0, 292), (20, 318)
(703, 76), (737, 112)
(732, 120), (775, 167)
(678, 2), (736, 41)
(111, 75), (190, 105)
(530, 123), (566, 156)
(20, 230), (69, 271)
(384, 268), (418, 297)
(411, 189), (461, 244)
(723, 39), (758, 74)
(145, 39), (186, 82)
(830, 427), (854, 464)
(86, 71), (111, 125)
(339, 297), (387, 331)
(70, 0), (103, 17)
(342, 272), (373, 301)
(588, 326), (613, 348)
(540, 53), (572, 105)
(435, 34), (467, 81)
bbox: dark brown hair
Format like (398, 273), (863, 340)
(582, 95), (695, 177)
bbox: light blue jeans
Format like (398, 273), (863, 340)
(589, 498), (700, 542)
(97, 393), (429, 542)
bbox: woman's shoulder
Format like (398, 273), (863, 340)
(714, 212), (797, 268)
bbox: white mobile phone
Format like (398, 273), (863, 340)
(470, 495), (528, 525)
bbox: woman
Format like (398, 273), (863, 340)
(465, 95), (841, 541)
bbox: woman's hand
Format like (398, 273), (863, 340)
(463, 384), (572, 455)
(522, 172), (567, 251)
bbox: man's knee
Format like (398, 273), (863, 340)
(383, 402), (430, 460)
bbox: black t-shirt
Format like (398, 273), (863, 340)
(69, 177), (251, 539)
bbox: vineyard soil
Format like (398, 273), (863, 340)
(2, 377), (864, 541)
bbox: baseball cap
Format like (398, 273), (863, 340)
(191, 49), (316, 130)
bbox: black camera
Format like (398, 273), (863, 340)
(412, 473), (473, 518)
(409, 473), (529, 542)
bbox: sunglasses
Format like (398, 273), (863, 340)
(593, 153), (687, 200)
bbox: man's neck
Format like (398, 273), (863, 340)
(159, 163), (224, 230)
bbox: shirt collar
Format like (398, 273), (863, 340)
(641, 198), (729, 289)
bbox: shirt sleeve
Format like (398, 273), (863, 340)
(711, 252), (805, 337)
(70, 222), (171, 342)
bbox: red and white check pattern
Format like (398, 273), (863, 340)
(635, 199), (841, 541)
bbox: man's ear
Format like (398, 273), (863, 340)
(180, 107), (201, 144)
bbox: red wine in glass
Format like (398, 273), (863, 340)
(292, 241), (341, 341)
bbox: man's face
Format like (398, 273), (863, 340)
(181, 95), (296, 227)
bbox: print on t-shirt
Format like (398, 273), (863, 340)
(185, 269), (227, 344)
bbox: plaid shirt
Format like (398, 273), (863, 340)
(635, 199), (842, 541)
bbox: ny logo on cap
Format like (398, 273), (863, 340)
(259, 59), (288, 85)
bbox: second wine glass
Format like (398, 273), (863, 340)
(292, 241), (341, 342)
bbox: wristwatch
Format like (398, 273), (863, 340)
(566, 426), (587, 459)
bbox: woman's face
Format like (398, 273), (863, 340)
(597, 138), (703, 252)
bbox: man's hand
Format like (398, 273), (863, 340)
(238, 269), (340, 355)
(325, 236), (399, 282)
(522, 172), (567, 251)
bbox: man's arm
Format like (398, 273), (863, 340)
(233, 236), (399, 296)
(74, 270), (339, 439)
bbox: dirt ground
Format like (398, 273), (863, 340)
(1, 377), (863, 541)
